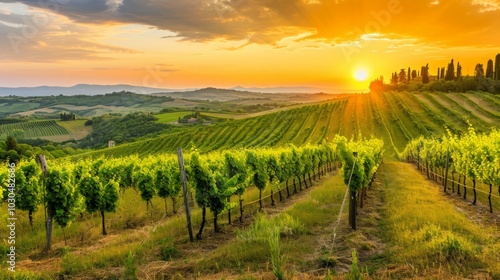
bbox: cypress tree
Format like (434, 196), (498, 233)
(495, 54), (500, 80)
(408, 67), (411, 82)
(445, 59), (455, 81)
(422, 64), (430, 84)
(399, 69), (407, 84)
(475, 64), (484, 78)
(457, 62), (462, 79)
(6, 136), (17, 151)
(486, 59), (494, 79)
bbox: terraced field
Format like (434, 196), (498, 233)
(0, 119), (93, 142)
(74, 91), (500, 160)
(0, 120), (69, 139)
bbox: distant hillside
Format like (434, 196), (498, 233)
(153, 87), (347, 102)
(1, 90), (341, 119)
(73, 91), (500, 160)
(152, 87), (274, 102)
(0, 84), (343, 97)
(0, 92), (175, 118)
(231, 86), (332, 94)
(0, 84), (184, 96)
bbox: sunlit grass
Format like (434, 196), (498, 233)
(195, 172), (348, 276)
(377, 162), (500, 278)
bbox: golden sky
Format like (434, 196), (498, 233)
(0, 0), (499, 92)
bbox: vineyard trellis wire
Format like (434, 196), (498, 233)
(330, 154), (356, 250)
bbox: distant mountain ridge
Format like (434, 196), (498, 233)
(0, 84), (184, 97)
(0, 84), (335, 97)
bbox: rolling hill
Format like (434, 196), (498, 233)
(0, 84), (179, 96)
(73, 90), (500, 160)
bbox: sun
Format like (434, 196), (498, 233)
(354, 69), (369, 82)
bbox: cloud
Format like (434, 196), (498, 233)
(472, 0), (500, 12)
(1, 0), (499, 50)
(0, 8), (135, 62)
(1, 0), (110, 15)
(0, 6), (11, 14)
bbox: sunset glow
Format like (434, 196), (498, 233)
(354, 69), (369, 82)
(0, 1), (499, 92)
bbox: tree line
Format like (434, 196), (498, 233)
(371, 53), (500, 94)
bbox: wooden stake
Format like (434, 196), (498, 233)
(444, 151), (450, 193)
(177, 148), (194, 242)
(39, 155), (52, 251)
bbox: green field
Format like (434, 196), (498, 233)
(55, 120), (93, 141)
(0, 102), (40, 115)
(154, 111), (193, 123)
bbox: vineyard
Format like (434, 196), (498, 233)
(0, 136), (383, 278)
(1, 90), (500, 278)
(75, 91), (500, 159)
(0, 120), (69, 139)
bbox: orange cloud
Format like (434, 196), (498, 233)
(0, 0), (498, 89)
(2, 0), (499, 47)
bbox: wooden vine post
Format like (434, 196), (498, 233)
(443, 151), (450, 193)
(348, 152), (358, 230)
(177, 148), (194, 242)
(38, 155), (52, 251)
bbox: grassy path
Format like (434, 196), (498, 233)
(361, 162), (500, 279)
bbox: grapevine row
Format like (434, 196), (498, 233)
(1, 141), (339, 245)
(402, 128), (500, 212)
(0, 120), (69, 139)
(1, 135), (385, 252)
(334, 136), (384, 229)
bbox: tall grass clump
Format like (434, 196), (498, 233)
(122, 252), (138, 280)
(267, 226), (284, 280)
(238, 213), (304, 279)
(346, 249), (363, 280)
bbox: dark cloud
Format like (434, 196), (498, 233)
(1, 0), (500, 48)
(1, 0), (109, 14)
